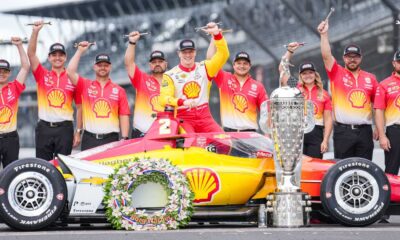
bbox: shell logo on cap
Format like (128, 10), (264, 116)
(93, 99), (111, 118)
(348, 89), (367, 108)
(0, 106), (13, 124)
(53, 45), (63, 50)
(150, 95), (164, 112)
(302, 64), (312, 68)
(232, 94), (248, 113)
(183, 81), (201, 99)
(238, 53), (248, 58)
(183, 168), (220, 203)
(47, 89), (66, 108)
(395, 95), (400, 109)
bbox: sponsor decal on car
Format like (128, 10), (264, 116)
(183, 168), (220, 203)
(13, 163), (51, 173)
(56, 193), (64, 201)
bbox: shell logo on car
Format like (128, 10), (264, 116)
(348, 89), (367, 108)
(232, 94), (248, 113)
(183, 81), (201, 99)
(93, 99), (111, 118)
(183, 167), (220, 203)
(47, 89), (66, 108)
(0, 106), (12, 124)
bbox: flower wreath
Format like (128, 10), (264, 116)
(103, 157), (194, 230)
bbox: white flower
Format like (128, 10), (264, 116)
(111, 179), (119, 187)
(122, 175), (131, 184)
(112, 208), (122, 217)
(117, 167), (127, 175)
(112, 190), (122, 196)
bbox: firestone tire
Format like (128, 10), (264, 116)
(320, 157), (390, 227)
(0, 158), (67, 230)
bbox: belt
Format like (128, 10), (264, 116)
(223, 127), (257, 132)
(40, 120), (72, 128)
(388, 124), (400, 129)
(0, 130), (17, 138)
(84, 131), (118, 140)
(335, 122), (370, 130)
(314, 125), (324, 129)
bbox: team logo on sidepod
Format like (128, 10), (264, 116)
(183, 168), (220, 203)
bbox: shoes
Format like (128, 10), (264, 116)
(80, 223), (93, 227)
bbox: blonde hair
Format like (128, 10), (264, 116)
(298, 71), (324, 100)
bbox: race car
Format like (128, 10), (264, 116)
(0, 108), (399, 230)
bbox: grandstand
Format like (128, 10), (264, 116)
(1, 0), (399, 147)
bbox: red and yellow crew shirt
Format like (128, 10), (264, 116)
(214, 71), (268, 130)
(160, 33), (229, 108)
(130, 66), (161, 133)
(32, 63), (79, 122)
(326, 59), (378, 125)
(297, 84), (332, 126)
(0, 80), (25, 133)
(374, 73), (400, 126)
(76, 77), (130, 134)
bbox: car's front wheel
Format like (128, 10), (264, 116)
(320, 157), (390, 226)
(0, 158), (67, 230)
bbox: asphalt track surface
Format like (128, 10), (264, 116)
(1, 218), (400, 240)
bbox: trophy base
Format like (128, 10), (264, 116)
(266, 192), (312, 228)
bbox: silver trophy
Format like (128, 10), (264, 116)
(262, 57), (315, 227)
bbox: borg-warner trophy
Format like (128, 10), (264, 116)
(260, 57), (315, 227)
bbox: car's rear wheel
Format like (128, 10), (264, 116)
(0, 158), (67, 230)
(320, 157), (390, 226)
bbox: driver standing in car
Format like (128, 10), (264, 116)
(159, 22), (229, 133)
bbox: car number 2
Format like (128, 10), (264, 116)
(159, 119), (171, 134)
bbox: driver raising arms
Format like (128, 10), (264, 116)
(159, 22), (229, 133)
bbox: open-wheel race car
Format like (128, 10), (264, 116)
(0, 108), (400, 230)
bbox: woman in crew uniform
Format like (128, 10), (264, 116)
(280, 42), (333, 159)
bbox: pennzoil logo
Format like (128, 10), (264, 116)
(232, 94), (248, 113)
(93, 99), (111, 118)
(47, 89), (66, 108)
(183, 81), (201, 99)
(395, 95), (400, 110)
(183, 168), (220, 203)
(348, 89), (367, 108)
(150, 95), (164, 112)
(0, 105), (13, 124)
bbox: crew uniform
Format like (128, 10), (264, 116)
(32, 43), (79, 160)
(326, 45), (378, 160)
(129, 51), (165, 138)
(0, 60), (25, 167)
(160, 33), (229, 133)
(214, 52), (268, 132)
(298, 63), (332, 159)
(77, 54), (130, 150)
(374, 54), (400, 174)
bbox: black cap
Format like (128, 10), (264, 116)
(343, 44), (362, 56)
(149, 50), (166, 62)
(94, 54), (111, 64)
(299, 62), (316, 73)
(393, 50), (400, 61)
(0, 59), (10, 71)
(48, 43), (66, 55)
(234, 51), (251, 63)
(179, 39), (195, 51)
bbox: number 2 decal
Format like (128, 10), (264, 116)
(159, 119), (171, 134)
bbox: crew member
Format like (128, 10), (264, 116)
(0, 37), (29, 167)
(67, 42), (130, 150)
(280, 42), (333, 159)
(124, 31), (167, 138)
(318, 20), (378, 160)
(28, 20), (82, 160)
(374, 50), (400, 175)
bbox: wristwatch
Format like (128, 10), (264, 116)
(121, 136), (129, 140)
(76, 128), (83, 134)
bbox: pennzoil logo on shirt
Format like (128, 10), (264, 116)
(44, 75), (54, 87)
(365, 77), (371, 84)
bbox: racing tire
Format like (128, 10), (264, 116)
(320, 157), (390, 227)
(0, 158), (67, 230)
